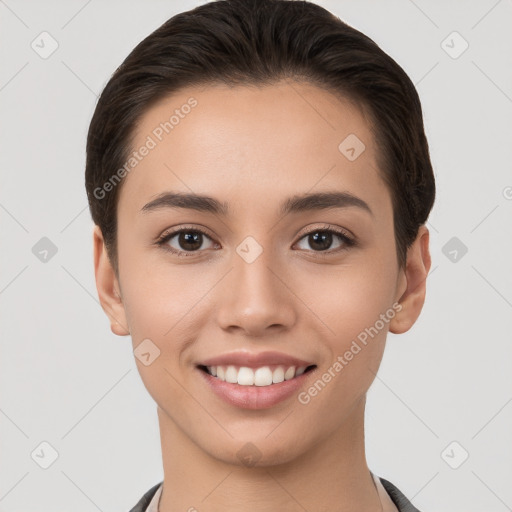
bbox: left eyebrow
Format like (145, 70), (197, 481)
(141, 191), (373, 218)
(280, 191), (374, 218)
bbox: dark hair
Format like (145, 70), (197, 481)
(85, 0), (435, 274)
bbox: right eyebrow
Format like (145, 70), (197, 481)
(141, 192), (229, 216)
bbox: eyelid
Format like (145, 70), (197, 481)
(157, 223), (216, 242)
(295, 223), (354, 241)
(155, 223), (356, 256)
(157, 223), (354, 242)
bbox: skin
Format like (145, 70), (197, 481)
(93, 81), (431, 512)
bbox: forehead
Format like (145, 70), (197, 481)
(120, 81), (390, 220)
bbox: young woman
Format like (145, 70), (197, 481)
(86, 1), (435, 510)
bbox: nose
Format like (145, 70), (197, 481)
(216, 244), (297, 337)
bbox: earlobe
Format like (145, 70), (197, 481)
(389, 225), (431, 335)
(92, 225), (130, 336)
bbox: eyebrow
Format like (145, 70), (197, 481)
(141, 191), (373, 218)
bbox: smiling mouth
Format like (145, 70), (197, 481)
(197, 364), (317, 387)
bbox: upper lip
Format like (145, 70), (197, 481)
(197, 350), (315, 369)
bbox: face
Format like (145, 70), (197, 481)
(94, 80), (429, 466)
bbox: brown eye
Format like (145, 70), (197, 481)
(157, 227), (217, 257)
(295, 227), (355, 253)
(175, 231), (204, 251)
(307, 231), (334, 251)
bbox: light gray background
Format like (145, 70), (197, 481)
(1, 0), (511, 511)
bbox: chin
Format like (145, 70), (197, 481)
(202, 434), (307, 469)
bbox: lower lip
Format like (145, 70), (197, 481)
(197, 367), (315, 410)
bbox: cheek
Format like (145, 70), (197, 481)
(118, 244), (187, 324)
(119, 268), (201, 407)
(305, 262), (397, 390)
(308, 262), (396, 334)
(120, 257), (215, 358)
(301, 279), (392, 418)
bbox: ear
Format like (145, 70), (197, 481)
(389, 224), (432, 335)
(93, 225), (130, 336)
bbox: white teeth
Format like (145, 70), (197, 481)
(237, 367), (254, 385)
(272, 366), (285, 384)
(254, 367), (273, 386)
(205, 364), (311, 387)
(295, 366), (306, 376)
(284, 366), (295, 380)
(225, 365), (238, 384)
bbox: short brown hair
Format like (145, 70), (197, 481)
(85, 0), (435, 274)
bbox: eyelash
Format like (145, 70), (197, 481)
(155, 224), (357, 259)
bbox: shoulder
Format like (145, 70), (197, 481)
(128, 481), (163, 512)
(379, 477), (423, 512)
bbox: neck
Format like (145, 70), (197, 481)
(157, 395), (381, 512)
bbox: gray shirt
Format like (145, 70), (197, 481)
(129, 472), (421, 512)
